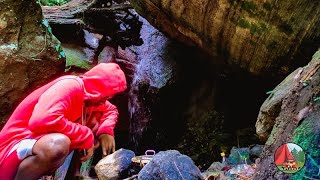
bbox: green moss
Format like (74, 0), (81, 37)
(238, 18), (251, 29)
(249, 39), (257, 46)
(262, 2), (273, 11)
(65, 55), (91, 70)
(278, 21), (294, 35)
(237, 17), (268, 35)
(258, 22), (268, 32)
(258, 10), (267, 18)
(63, 48), (91, 70)
(228, 0), (237, 5)
(267, 41), (278, 51)
(250, 23), (259, 34)
(241, 1), (257, 15)
(249, 22), (267, 35)
(292, 113), (320, 179)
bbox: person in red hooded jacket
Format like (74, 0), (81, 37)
(0, 63), (127, 179)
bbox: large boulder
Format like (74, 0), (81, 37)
(0, 0), (65, 125)
(254, 51), (320, 179)
(130, 0), (320, 76)
(95, 148), (135, 180)
(255, 67), (303, 142)
(138, 150), (203, 180)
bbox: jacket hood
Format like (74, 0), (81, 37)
(80, 63), (127, 100)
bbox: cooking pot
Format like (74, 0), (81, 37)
(131, 150), (155, 167)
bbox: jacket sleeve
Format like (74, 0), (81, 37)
(28, 79), (94, 150)
(95, 100), (119, 137)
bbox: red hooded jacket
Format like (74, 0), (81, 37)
(0, 63), (127, 165)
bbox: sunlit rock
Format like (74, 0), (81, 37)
(95, 148), (135, 180)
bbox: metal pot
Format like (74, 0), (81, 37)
(131, 150), (155, 168)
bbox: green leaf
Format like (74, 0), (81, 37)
(42, 20), (49, 28)
(314, 97), (320, 102)
(266, 90), (273, 95)
(59, 51), (66, 58)
(58, 50), (65, 60)
(302, 82), (309, 87)
(48, 27), (52, 34)
(55, 44), (61, 51)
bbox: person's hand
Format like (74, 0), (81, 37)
(98, 134), (115, 157)
(80, 146), (94, 162)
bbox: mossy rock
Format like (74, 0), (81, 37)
(292, 111), (320, 179)
(62, 44), (93, 70)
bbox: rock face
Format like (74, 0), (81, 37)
(254, 51), (320, 179)
(127, 16), (179, 148)
(0, 0), (65, 125)
(255, 67), (303, 142)
(126, 16), (227, 164)
(125, 13), (265, 167)
(130, 0), (320, 76)
(138, 150), (203, 180)
(95, 148), (135, 180)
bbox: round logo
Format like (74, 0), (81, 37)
(274, 143), (306, 174)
